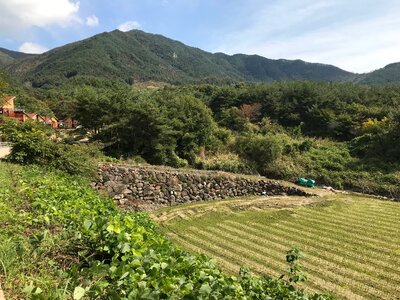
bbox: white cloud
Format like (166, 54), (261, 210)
(118, 21), (142, 32)
(0, 0), (81, 32)
(86, 15), (99, 27)
(19, 42), (49, 54)
(213, 0), (400, 73)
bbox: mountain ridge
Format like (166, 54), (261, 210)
(1, 29), (399, 87)
(0, 47), (36, 68)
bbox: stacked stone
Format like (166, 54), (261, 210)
(93, 164), (312, 210)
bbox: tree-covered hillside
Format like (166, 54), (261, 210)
(357, 63), (400, 85)
(0, 47), (35, 68)
(5, 29), (354, 88)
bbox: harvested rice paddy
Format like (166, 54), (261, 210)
(152, 193), (400, 299)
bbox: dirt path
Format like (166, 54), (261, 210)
(0, 283), (5, 300)
(0, 147), (10, 159)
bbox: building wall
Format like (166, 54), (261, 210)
(1, 97), (14, 110)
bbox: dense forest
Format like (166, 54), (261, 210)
(2, 68), (399, 198)
(70, 81), (400, 197)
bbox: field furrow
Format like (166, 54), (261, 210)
(178, 228), (284, 276)
(218, 221), (400, 297)
(246, 221), (400, 279)
(160, 195), (400, 299)
(184, 228), (372, 298)
(299, 209), (400, 240)
(272, 215), (400, 257)
(170, 234), (241, 274)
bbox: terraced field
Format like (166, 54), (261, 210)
(152, 193), (400, 299)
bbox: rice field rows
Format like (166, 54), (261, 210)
(153, 194), (400, 299)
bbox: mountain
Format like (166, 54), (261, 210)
(0, 47), (36, 67)
(356, 63), (400, 85)
(4, 30), (355, 88)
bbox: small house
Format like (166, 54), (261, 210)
(0, 96), (16, 116)
(44, 117), (58, 129)
(59, 117), (79, 129)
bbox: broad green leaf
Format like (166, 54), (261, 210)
(160, 262), (168, 269)
(109, 266), (117, 273)
(199, 283), (212, 295)
(121, 242), (130, 253)
(131, 259), (141, 267)
(73, 286), (86, 300)
(83, 219), (92, 230)
(120, 272), (130, 280)
(106, 224), (114, 233)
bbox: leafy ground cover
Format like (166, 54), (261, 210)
(154, 193), (400, 299)
(0, 162), (333, 299)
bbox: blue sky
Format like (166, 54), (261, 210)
(1, 0), (400, 73)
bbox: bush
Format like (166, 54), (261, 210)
(0, 119), (99, 177)
(206, 126), (233, 153)
(52, 143), (101, 177)
(235, 133), (287, 173)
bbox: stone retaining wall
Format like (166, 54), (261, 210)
(93, 164), (313, 210)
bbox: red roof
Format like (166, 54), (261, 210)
(27, 113), (37, 119)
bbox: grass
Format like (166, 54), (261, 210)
(154, 193), (400, 299)
(0, 163), (77, 299)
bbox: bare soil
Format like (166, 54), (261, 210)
(0, 147), (10, 159)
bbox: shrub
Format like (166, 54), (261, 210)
(0, 119), (99, 177)
(235, 133), (287, 173)
(206, 126), (233, 153)
(219, 107), (248, 131)
(0, 119), (55, 165)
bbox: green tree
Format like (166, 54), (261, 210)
(74, 87), (111, 133)
(235, 133), (286, 173)
(219, 107), (248, 132)
(156, 92), (216, 163)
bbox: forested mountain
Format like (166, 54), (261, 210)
(3, 29), (355, 88)
(3, 29), (400, 87)
(0, 47), (36, 67)
(356, 62), (400, 85)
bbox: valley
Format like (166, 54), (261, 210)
(1, 17), (400, 300)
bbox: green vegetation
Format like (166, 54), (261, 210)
(0, 47), (35, 68)
(0, 162), (333, 299)
(0, 119), (101, 177)
(4, 30), (353, 88)
(4, 29), (400, 88)
(3, 67), (400, 197)
(155, 194), (400, 299)
(358, 62), (400, 85)
(51, 81), (400, 198)
(2, 28), (400, 299)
